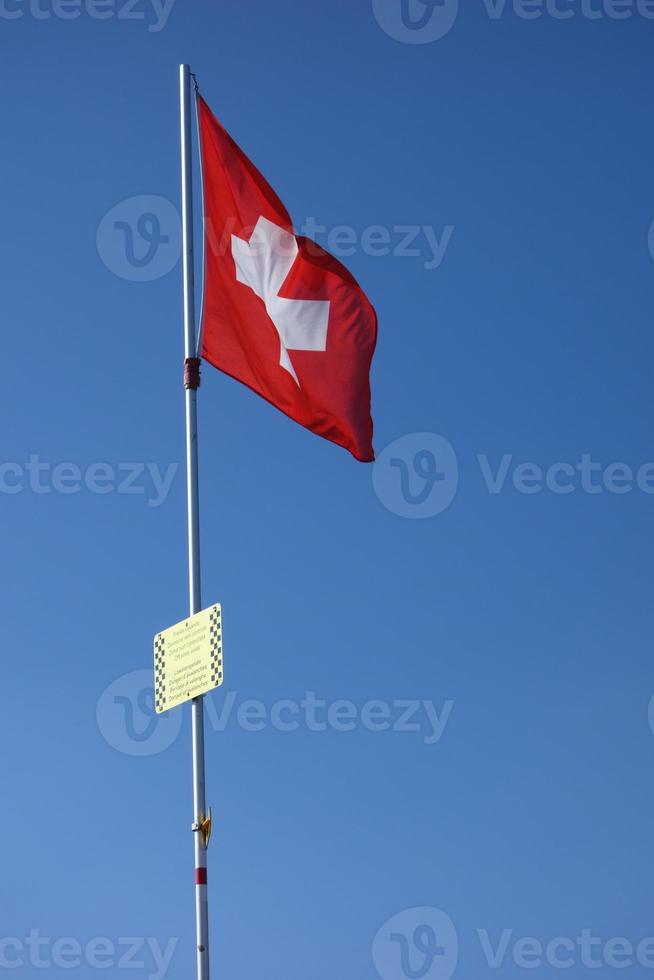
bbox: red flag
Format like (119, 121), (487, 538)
(197, 97), (377, 462)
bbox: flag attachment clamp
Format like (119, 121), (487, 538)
(192, 807), (212, 849)
(184, 357), (201, 390)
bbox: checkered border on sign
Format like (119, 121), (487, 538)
(154, 634), (167, 712)
(209, 605), (223, 688)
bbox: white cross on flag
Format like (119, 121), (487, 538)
(198, 97), (377, 461)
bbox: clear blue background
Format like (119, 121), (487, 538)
(2, 2), (654, 977)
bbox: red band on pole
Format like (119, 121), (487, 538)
(195, 868), (208, 885)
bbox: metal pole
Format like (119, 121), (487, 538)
(179, 62), (211, 980)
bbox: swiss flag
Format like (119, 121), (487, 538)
(197, 97), (377, 462)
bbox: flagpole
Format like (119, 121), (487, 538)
(179, 62), (211, 980)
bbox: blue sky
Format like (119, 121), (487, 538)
(2, 2), (654, 978)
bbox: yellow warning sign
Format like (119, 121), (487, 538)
(153, 604), (223, 714)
